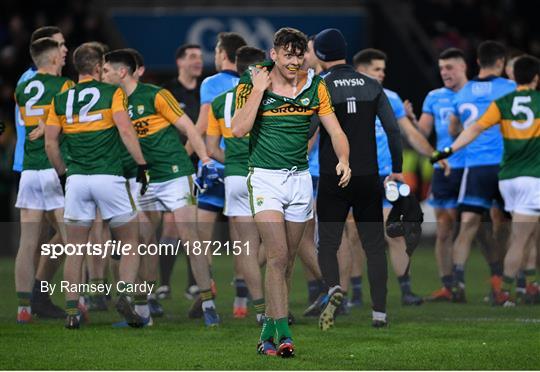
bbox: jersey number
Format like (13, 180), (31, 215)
(511, 96), (534, 130)
(24, 80), (45, 117)
(224, 92), (234, 128)
(458, 103), (479, 128)
(66, 88), (103, 124)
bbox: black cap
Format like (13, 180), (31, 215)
(313, 28), (347, 62)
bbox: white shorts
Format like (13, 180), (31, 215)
(224, 176), (251, 217)
(499, 177), (540, 216)
(15, 169), (64, 211)
(137, 175), (195, 212)
(64, 174), (136, 221)
(247, 167), (313, 222)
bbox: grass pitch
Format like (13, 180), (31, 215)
(0, 246), (539, 370)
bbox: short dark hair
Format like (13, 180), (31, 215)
(439, 47), (466, 61)
(513, 55), (540, 85)
(175, 44), (201, 60)
(120, 48), (144, 68)
(235, 46), (266, 75)
(104, 50), (137, 75)
(30, 37), (59, 67)
(217, 33), (247, 63)
(30, 26), (61, 43)
(73, 42), (104, 75)
(273, 28), (308, 54)
(477, 40), (506, 68)
(353, 48), (387, 68)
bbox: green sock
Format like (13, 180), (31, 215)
(17, 292), (31, 307)
(134, 294), (147, 306)
(66, 300), (79, 316)
(253, 298), (265, 315)
(502, 276), (514, 293)
(260, 316), (275, 341)
(524, 269), (536, 285)
(275, 317), (292, 342)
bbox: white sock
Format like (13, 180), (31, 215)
(372, 311), (387, 322)
(234, 296), (248, 308)
(135, 304), (150, 319)
(18, 305), (31, 313)
(202, 299), (215, 311)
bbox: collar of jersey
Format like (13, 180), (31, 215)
(79, 77), (94, 83)
(220, 69), (240, 77)
(472, 75), (498, 82)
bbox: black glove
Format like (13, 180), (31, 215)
(136, 164), (150, 196)
(0, 121), (5, 136)
(430, 147), (453, 164)
(59, 173), (67, 194)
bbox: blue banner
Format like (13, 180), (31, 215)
(111, 9), (367, 70)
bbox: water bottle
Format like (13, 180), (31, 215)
(398, 183), (411, 197)
(385, 181), (399, 202)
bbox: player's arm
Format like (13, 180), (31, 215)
(44, 99), (66, 176)
(416, 113), (434, 137)
(232, 67), (270, 137)
(308, 127), (319, 153)
(317, 80), (350, 187)
(448, 114), (462, 137)
(377, 91), (404, 182)
(185, 104), (211, 155)
(206, 105), (225, 163)
(398, 116), (434, 157)
(431, 102), (499, 163)
(114, 111), (146, 165)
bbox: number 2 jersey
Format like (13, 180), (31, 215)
(14, 73), (74, 170)
(452, 76), (516, 167)
(477, 87), (540, 180)
(121, 83), (194, 182)
(47, 78), (127, 177)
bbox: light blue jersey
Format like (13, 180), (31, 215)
(308, 133), (319, 178)
(13, 67), (37, 172)
(199, 70), (240, 208)
(452, 76), (516, 167)
(422, 87), (465, 169)
(375, 88), (406, 176)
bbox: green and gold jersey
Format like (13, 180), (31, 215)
(14, 73), (74, 170)
(234, 61), (334, 171)
(47, 78), (126, 177)
(121, 83), (194, 182)
(207, 89), (249, 177)
(477, 86), (540, 180)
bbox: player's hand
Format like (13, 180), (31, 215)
(384, 172), (405, 186)
(438, 159), (451, 176)
(336, 161), (351, 188)
(404, 99), (417, 122)
(28, 120), (45, 141)
(430, 147), (453, 164)
(200, 159), (221, 187)
(252, 67), (271, 93)
(136, 164), (150, 196)
(0, 121), (5, 136)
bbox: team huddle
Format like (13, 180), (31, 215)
(11, 24), (540, 359)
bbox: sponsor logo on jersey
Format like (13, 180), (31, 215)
(471, 82), (492, 96)
(133, 120), (149, 136)
(263, 98), (276, 105)
(270, 105), (311, 114)
(333, 78), (365, 88)
(172, 165), (179, 173)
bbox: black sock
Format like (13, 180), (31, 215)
(516, 271), (526, 290)
(398, 274), (412, 295)
(453, 264), (465, 287)
(350, 276), (362, 301)
(307, 280), (320, 302)
(159, 237), (178, 286)
(32, 279), (48, 302)
(235, 278), (248, 298)
(489, 261), (503, 277)
(441, 275), (453, 290)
